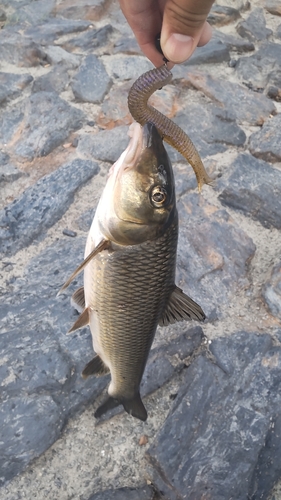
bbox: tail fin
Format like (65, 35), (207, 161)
(123, 393), (147, 422)
(94, 393), (147, 422)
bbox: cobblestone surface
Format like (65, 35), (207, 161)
(0, 0), (281, 499)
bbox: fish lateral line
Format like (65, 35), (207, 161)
(57, 239), (110, 296)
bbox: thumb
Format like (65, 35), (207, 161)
(160, 0), (214, 64)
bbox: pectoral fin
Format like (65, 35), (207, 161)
(159, 286), (206, 326)
(68, 307), (89, 333)
(82, 355), (110, 378)
(57, 239), (110, 295)
(71, 287), (85, 313)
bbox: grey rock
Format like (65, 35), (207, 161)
(88, 486), (155, 500)
(45, 45), (81, 68)
(13, 91), (84, 159)
(208, 5), (241, 26)
(0, 29), (46, 66)
(24, 18), (91, 45)
(0, 163), (25, 183)
(0, 158), (99, 255)
(237, 8), (272, 41)
(262, 262), (281, 320)
(0, 107), (24, 145)
(8, 0), (55, 25)
(76, 207), (96, 232)
(185, 39), (230, 65)
(249, 114), (281, 162)
(213, 29), (255, 52)
(77, 126), (129, 163)
(147, 332), (281, 500)
(277, 24), (281, 38)
(176, 193), (255, 318)
(236, 43), (281, 91)
(0, 7), (7, 22)
(168, 102), (246, 161)
(215, 0), (250, 10)
(0, 394), (65, 485)
(265, 0), (281, 16)
(218, 153), (281, 229)
(113, 36), (142, 56)
(0, 236), (109, 483)
(0, 72), (33, 104)
(54, 0), (107, 21)
(62, 24), (114, 54)
(71, 55), (112, 103)
(184, 71), (276, 125)
(32, 65), (70, 93)
(104, 55), (153, 81)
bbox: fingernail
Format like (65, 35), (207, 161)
(163, 33), (194, 63)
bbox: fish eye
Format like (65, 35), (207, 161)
(151, 186), (167, 207)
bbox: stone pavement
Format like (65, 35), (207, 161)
(0, 0), (281, 499)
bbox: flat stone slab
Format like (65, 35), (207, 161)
(88, 486), (155, 500)
(61, 24), (113, 54)
(184, 70), (276, 125)
(236, 7), (272, 41)
(147, 332), (281, 500)
(0, 72), (33, 104)
(0, 28), (46, 67)
(262, 261), (281, 320)
(77, 126), (129, 163)
(0, 158), (99, 256)
(176, 193), (255, 318)
(9, 91), (84, 160)
(71, 54), (112, 103)
(236, 42), (281, 92)
(185, 38), (230, 65)
(217, 153), (281, 229)
(0, 236), (109, 485)
(104, 55), (153, 81)
(24, 18), (91, 45)
(32, 64), (70, 93)
(249, 114), (281, 162)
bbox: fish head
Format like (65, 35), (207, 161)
(98, 122), (176, 245)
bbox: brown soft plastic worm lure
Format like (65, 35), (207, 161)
(128, 64), (212, 191)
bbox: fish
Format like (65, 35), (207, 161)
(59, 122), (205, 422)
(128, 64), (213, 191)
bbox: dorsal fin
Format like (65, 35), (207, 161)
(71, 287), (85, 313)
(68, 307), (89, 334)
(82, 355), (110, 378)
(159, 286), (205, 327)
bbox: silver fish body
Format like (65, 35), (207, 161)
(64, 122), (205, 421)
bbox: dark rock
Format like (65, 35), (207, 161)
(218, 153), (281, 229)
(167, 102), (246, 161)
(0, 7), (7, 22)
(0, 236), (109, 483)
(236, 8), (272, 41)
(213, 29), (255, 53)
(63, 229), (77, 237)
(45, 46), (81, 68)
(12, 91), (84, 159)
(88, 486), (155, 500)
(24, 18), (91, 45)
(77, 126), (129, 163)
(8, 0), (55, 25)
(236, 43), (281, 91)
(54, 0), (108, 21)
(185, 71), (276, 125)
(265, 0), (281, 16)
(266, 84), (281, 102)
(262, 262), (281, 320)
(176, 193), (255, 318)
(208, 5), (241, 26)
(32, 65), (70, 93)
(113, 36), (142, 55)
(185, 38), (230, 65)
(0, 158), (99, 256)
(71, 55), (112, 103)
(249, 114), (281, 163)
(0, 72), (33, 104)
(61, 24), (114, 54)
(0, 29), (46, 67)
(147, 332), (281, 500)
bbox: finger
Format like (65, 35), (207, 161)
(119, 0), (166, 67)
(160, 0), (214, 63)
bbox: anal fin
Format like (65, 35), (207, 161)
(82, 355), (110, 378)
(71, 287), (85, 313)
(159, 285), (206, 327)
(68, 307), (89, 334)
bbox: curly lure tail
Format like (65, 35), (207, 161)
(128, 64), (212, 191)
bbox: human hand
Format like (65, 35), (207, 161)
(119, 0), (214, 67)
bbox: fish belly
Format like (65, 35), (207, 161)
(84, 215), (178, 401)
